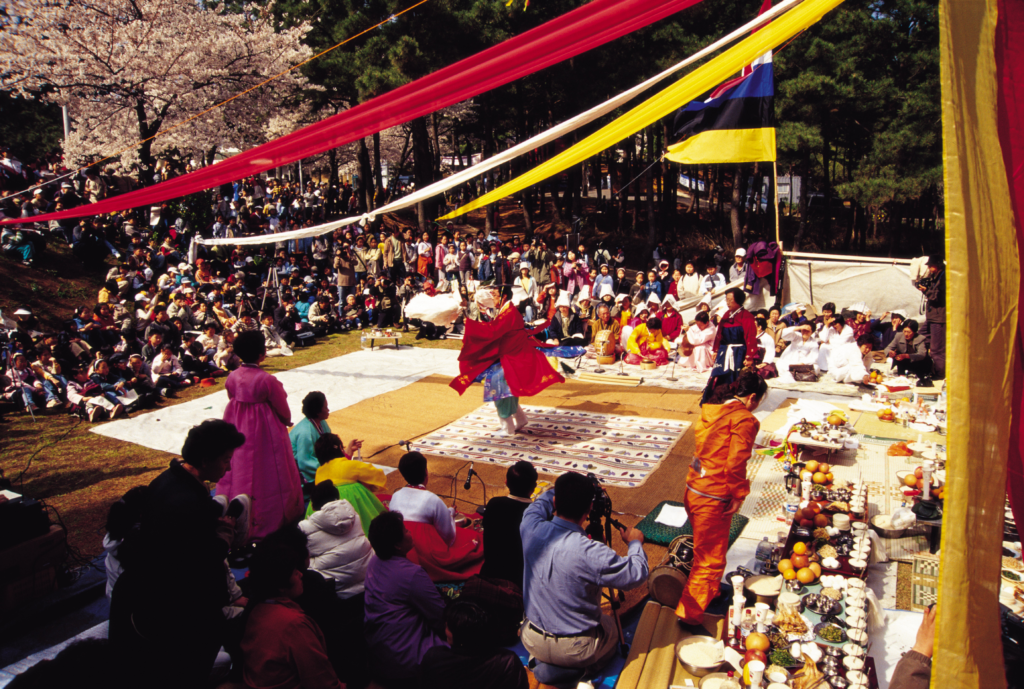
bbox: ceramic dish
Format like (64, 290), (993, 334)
(846, 670), (869, 685)
(847, 628), (868, 646)
(843, 656), (865, 671)
(843, 643), (866, 657)
(814, 622), (848, 643)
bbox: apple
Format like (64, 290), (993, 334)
(743, 649), (768, 667)
(915, 467), (924, 480)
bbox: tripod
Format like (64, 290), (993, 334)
(260, 265), (283, 314)
(585, 479), (630, 659)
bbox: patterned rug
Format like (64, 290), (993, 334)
(410, 405), (690, 488)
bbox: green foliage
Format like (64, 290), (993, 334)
(0, 91), (63, 161)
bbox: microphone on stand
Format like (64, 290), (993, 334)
(464, 463), (476, 491)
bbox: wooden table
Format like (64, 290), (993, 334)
(360, 333), (402, 351)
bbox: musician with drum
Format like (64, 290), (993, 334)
(587, 303), (621, 364)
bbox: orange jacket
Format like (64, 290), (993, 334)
(686, 400), (760, 502)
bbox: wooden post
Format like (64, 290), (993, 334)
(773, 159), (781, 245)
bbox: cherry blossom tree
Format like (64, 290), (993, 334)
(0, 0), (312, 170)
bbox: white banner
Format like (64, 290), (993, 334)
(783, 258), (926, 319)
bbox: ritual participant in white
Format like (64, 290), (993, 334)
(513, 262), (538, 322)
(776, 323), (821, 383)
(816, 314), (855, 372)
(699, 264), (727, 294)
(678, 311), (717, 371)
(829, 334), (876, 384)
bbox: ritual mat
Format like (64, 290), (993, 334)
(574, 355), (711, 391)
(410, 405), (690, 487)
(766, 374), (868, 397)
(635, 499), (750, 546)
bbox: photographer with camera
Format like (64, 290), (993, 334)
(519, 472), (648, 674)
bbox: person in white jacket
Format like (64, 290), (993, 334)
(830, 334), (875, 384)
(776, 324), (821, 383)
(150, 343), (191, 388)
(299, 482), (372, 600)
(817, 315), (855, 372)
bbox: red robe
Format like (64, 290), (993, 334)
(711, 307), (759, 356)
(450, 302), (562, 397)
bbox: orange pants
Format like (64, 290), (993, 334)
(675, 488), (732, 624)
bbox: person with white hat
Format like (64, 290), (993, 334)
(729, 248), (747, 283)
(781, 303), (809, 328)
(449, 281), (578, 436)
(545, 291), (586, 346)
(678, 311), (718, 372)
(514, 262), (538, 322)
(659, 295), (684, 341)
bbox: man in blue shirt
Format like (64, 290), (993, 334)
(519, 473), (648, 673)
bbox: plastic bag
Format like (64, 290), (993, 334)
(890, 507), (917, 530)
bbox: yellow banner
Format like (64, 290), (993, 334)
(936, 0), (1018, 687)
(664, 127), (776, 164)
(439, 0), (845, 220)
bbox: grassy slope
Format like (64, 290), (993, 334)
(0, 243), (461, 560)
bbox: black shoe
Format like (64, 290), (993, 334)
(917, 377), (934, 388)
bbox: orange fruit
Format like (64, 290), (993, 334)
(905, 475), (918, 488)
(812, 472), (827, 485)
(809, 562), (822, 577)
(826, 473), (835, 483)
(792, 542), (808, 556)
(819, 463), (831, 473)
(796, 567), (816, 584)
(791, 554), (810, 569)
(778, 559), (794, 572)
(805, 460), (820, 473)
(783, 568), (797, 580)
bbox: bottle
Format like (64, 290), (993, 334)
(722, 670), (741, 689)
(755, 537), (774, 571)
(783, 493), (800, 524)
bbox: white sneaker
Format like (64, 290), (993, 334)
(514, 408), (529, 432)
(498, 415), (516, 436)
(46, 399), (61, 409)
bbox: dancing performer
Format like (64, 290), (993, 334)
(699, 288), (758, 405)
(450, 282), (583, 435)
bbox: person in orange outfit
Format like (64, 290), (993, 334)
(676, 371), (768, 625)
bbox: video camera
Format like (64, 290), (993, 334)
(585, 472), (625, 544)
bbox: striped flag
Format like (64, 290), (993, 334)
(664, 59), (776, 164)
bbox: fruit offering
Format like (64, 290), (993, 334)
(877, 407), (895, 422)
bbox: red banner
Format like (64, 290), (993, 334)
(6, 0), (703, 225)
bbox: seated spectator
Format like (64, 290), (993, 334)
(766, 305), (786, 353)
(240, 542), (344, 689)
(889, 605), (934, 689)
(67, 367), (115, 421)
(884, 318), (933, 379)
(215, 328), (241, 371)
(419, 601), (529, 689)
(32, 346), (68, 404)
(4, 351), (48, 412)
(87, 358), (129, 417)
(312, 433), (384, 532)
(520, 472), (648, 674)
(776, 324), (820, 383)
(830, 334), (875, 384)
(871, 310), (905, 352)
(180, 331), (224, 380)
(678, 311), (717, 372)
(150, 342), (191, 390)
(481, 460), (537, 586)
(816, 314), (854, 372)
(299, 481), (373, 599)
(291, 391), (333, 484)
(260, 312), (293, 357)
(659, 297), (683, 342)
(388, 451), (484, 581)
(781, 303), (809, 327)
(625, 315), (670, 366)
(364, 511), (447, 683)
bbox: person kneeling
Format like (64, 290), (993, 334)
(419, 601), (528, 689)
(624, 316), (670, 366)
(388, 452), (484, 582)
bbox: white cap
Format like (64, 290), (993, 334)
(646, 292), (662, 306)
(663, 294), (678, 310)
(14, 308), (31, 316)
(178, 262), (192, 271)
(519, 261), (532, 270)
(598, 283), (614, 299)
(848, 302), (869, 314)
(555, 292), (572, 309)
(735, 247), (747, 257)
(699, 293), (713, 308)
(891, 310), (907, 320)
(577, 285), (591, 303)
(135, 293), (149, 301)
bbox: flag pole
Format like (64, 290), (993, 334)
(773, 159), (780, 244)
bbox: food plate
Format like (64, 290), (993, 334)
(909, 422), (938, 433)
(814, 621), (848, 643)
(803, 593), (843, 616)
(906, 442), (930, 454)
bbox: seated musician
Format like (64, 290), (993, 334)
(678, 311), (717, 372)
(624, 316), (670, 366)
(388, 452), (484, 582)
(585, 303), (622, 360)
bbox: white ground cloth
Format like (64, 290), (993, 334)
(91, 348), (461, 456)
(783, 258), (927, 320)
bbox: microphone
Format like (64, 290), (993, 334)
(464, 463), (476, 491)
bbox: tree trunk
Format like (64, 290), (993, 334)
(411, 116), (434, 226)
(793, 155), (811, 251)
(730, 166), (743, 248)
(372, 132), (384, 209)
(357, 138), (373, 214)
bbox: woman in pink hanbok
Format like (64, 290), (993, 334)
(216, 330), (304, 540)
(678, 311), (718, 372)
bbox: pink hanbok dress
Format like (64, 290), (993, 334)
(680, 323), (718, 372)
(216, 363), (304, 539)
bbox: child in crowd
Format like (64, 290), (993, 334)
(150, 342), (192, 390)
(260, 312), (293, 357)
(216, 329), (241, 371)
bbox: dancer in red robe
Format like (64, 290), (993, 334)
(450, 284), (576, 434)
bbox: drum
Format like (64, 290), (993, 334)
(678, 333), (695, 358)
(647, 535), (695, 607)
(594, 330), (616, 365)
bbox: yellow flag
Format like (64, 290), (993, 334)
(439, 0), (846, 220)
